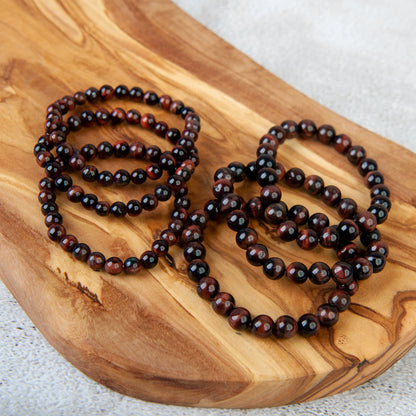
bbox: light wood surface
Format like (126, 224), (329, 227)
(1, 0), (416, 408)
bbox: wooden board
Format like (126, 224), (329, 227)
(1, 0), (416, 408)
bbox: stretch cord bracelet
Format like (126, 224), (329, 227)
(35, 85), (200, 273)
(179, 119), (390, 339)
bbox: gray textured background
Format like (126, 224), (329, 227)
(1, 1), (416, 414)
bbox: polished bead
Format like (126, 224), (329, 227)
(347, 145), (366, 165)
(286, 262), (308, 284)
(204, 199), (220, 219)
(159, 94), (172, 109)
(82, 165), (98, 182)
(263, 257), (285, 280)
(110, 108), (126, 124)
(244, 161), (257, 180)
(59, 235), (78, 252)
(333, 134), (351, 153)
(256, 154), (276, 170)
(259, 134), (279, 150)
(277, 220), (298, 242)
(228, 307), (252, 331)
(197, 276), (219, 299)
(80, 144), (97, 161)
(227, 210), (249, 231)
(331, 261), (354, 284)
(169, 99), (184, 114)
(257, 167), (278, 186)
(368, 204), (388, 224)
(45, 212), (63, 227)
(337, 243), (363, 261)
(189, 209), (209, 229)
(68, 154), (85, 171)
(260, 185), (281, 205)
(246, 244), (269, 266)
(264, 202), (287, 225)
(129, 86), (144, 101)
(171, 207), (188, 222)
(110, 201), (127, 217)
(257, 143), (276, 158)
(141, 194), (158, 211)
(143, 90), (159, 105)
(298, 119), (317, 139)
(41, 201), (58, 215)
(337, 198), (357, 219)
(337, 219), (359, 243)
(95, 201), (110, 216)
(352, 257), (373, 280)
(99, 84), (114, 100)
(54, 175), (72, 192)
(183, 242), (206, 262)
(104, 257), (123, 275)
(67, 186), (84, 202)
(140, 113), (156, 129)
(97, 141), (113, 158)
(358, 158), (378, 176)
(322, 185), (341, 206)
(115, 84), (129, 99)
(160, 229), (177, 246)
(87, 252), (106, 271)
(367, 240), (389, 258)
(337, 279), (359, 295)
(126, 199), (142, 216)
(212, 292), (235, 315)
(155, 184), (172, 201)
(281, 120), (298, 138)
(95, 108), (110, 125)
(68, 115), (82, 131)
(328, 290), (351, 311)
(129, 142), (146, 159)
(365, 252), (386, 273)
(182, 225), (203, 244)
(317, 124), (336, 144)
(140, 251), (158, 269)
(126, 109), (141, 124)
(113, 140), (129, 158)
(74, 91), (87, 105)
(306, 213), (329, 232)
(245, 197), (263, 219)
(309, 262), (331, 285)
(370, 184), (390, 198)
(45, 162), (62, 179)
(236, 227), (258, 249)
(167, 175), (186, 195)
(288, 204), (309, 225)
(36, 151), (54, 167)
(228, 161), (246, 182)
(146, 164), (162, 180)
(38, 190), (55, 204)
(219, 193), (241, 214)
(296, 228), (318, 250)
(39, 177), (54, 192)
(72, 243), (91, 262)
(212, 179), (233, 198)
(284, 167), (305, 187)
(317, 304), (339, 326)
(47, 224), (66, 241)
(268, 125), (287, 143)
(365, 171), (384, 188)
(168, 219), (184, 236)
(275, 163), (286, 181)
(319, 226), (339, 249)
(124, 257), (142, 274)
(131, 168), (147, 185)
(298, 314), (320, 337)
(152, 239), (169, 257)
(81, 193), (98, 210)
(251, 315), (275, 338)
(56, 143), (73, 160)
(187, 259), (210, 281)
(274, 315), (298, 338)
(371, 195), (391, 212)
(355, 211), (377, 232)
(49, 130), (66, 146)
(214, 167), (235, 182)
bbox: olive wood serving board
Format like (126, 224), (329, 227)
(1, 0), (416, 408)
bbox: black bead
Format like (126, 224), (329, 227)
(54, 175), (72, 192)
(72, 243), (91, 261)
(110, 201), (127, 217)
(141, 194), (158, 211)
(184, 242), (206, 262)
(82, 165), (99, 182)
(81, 193), (98, 210)
(368, 204), (388, 224)
(155, 185), (172, 201)
(140, 250), (158, 268)
(126, 199), (142, 216)
(365, 252), (386, 273)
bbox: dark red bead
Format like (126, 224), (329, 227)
(268, 125), (287, 143)
(246, 244), (269, 266)
(114, 84), (129, 99)
(95, 201), (110, 216)
(322, 185), (341, 206)
(337, 279), (359, 296)
(371, 195), (391, 212)
(182, 225), (203, 244)
(333, 134), (351, 153)
(275, 163), (286, 181)
(365, 171), (384, 188)
(140, 251), (158, 269)
(288, 204), (309, 225)
(45, 162), (62, 179)
(257, 143), (276, 158)
(303, 175), (325, 195)
(189, 209), (209, 229)
(82, 165), (98, 182)
(80, 144), (97, 161)
(263, 257), (286, 280)
(367, 240), (389, 258)
(319, 226), (339, 249)
(368, 204), (388, 224)
(129, 86), (144, 101)
(337, 198), (357, 219)
(276, 220), (298, 242)
(352, 257), (373, 280)
(274, 315), (298, 338)
(370, 184), (390, 198)
(228, 308), (252, 331)
(197, 277), (219, 299)
(284, 167), (305, 188)
(257, 167), (278, 186)
(140, 113), (156, 129)
(298, 119), (317, 139)
(264, 202), (287, 225)
(36, 151), (54, 167)
(187, 259), (210, 281)
(260, 185), (281, 205)
(97, 141), (113, 158)
(74, 91), (87, 105)
(113, 140), (130, 158)
(355, 211), (377, 232)
(309, 262), (331, 285)
(236, 228), (258, 249)
(95, 109), (110, 125)
(183, 242), (206, 262)
(67, 186), (84, 202)
(39, 177), (54, 192)
(212, 292), (235, 315)
(214, 167), (234, 182)
(47, 224), (66, 241)
(212, 179), (233, 198)
(347, 145), (366, 165)
(317, 124), (336, 144)
(81, 194), (98, 210)
(331, 261), (354, 284)
(124, 257), (142, 274)
(99, 84), (114, 100)
(337, 219), (359, 243)
(129, 142), (146, 159)
(45, 212), (63, 227)
(88, 252), (106, 271)
(105, 257), (123, 275)
(286, 262), (308, 284)
(251, 315), (274, 338)
(337, 243), (362, 261)
(141, 194), (158, 211)
(281, 120), (298, 138)
(126, 200), (142, 217)
(152, 239), (169, 257)
(143, 90), (159, 105)
(227, 210), (249, 231)
(68, 155), (86, 171)
(317, 304), (339, 327)
(161, 229), (177, 246)
(59, 235), (78, 252)
(159, 94), (172, 109)
(365, 252), (386, 273)
(358, 158), (378, 176)
(146, 164), (163, 180)
(41, 201), (58, 215)
(219, 193), (242, 214)
(110, 201), (127, 217)
(72, 243), (91, 262)
(297, 228), (318, 250)
(126, 109), (141, 124)
(245, 197), (263, 219)
(110, 108), (126, 124)
(328, 290), (351, 312)
(38, 190), (55, 204)
(298, 314), (320, 337)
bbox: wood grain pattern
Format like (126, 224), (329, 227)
(1, 0), (416, 408)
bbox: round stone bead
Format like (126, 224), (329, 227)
(309, 262), (331, 285)
(246, 244), (269, 266)
(322, 185), (341, 206)
(183, 242), (206, 262)
(365, 253), (386, 273)
(367, 240), (389, 258)
(365, 171), (384, 188)
(328, 290), (351, 311)
(251, 315), (275, 338)
(124, 257), (141, 274)
(333, 134), (351, 153)
(355, 211), (377, 232)
(337, 219), (359, 243)
(331, 261), (354, 284)
(298, 314), (320, 337)
(47, 224), (66, 241)
(296, 228), (318, 250)
(304, 175), (324, 195)
(274, 315), (298, 339)
(337, 243), (363, 261)
(276, 220), (298, 242)
(298, 119), (317, 139)
(187, 259), (210, 281)
(212, 292), (235, 315)
(59, 235), (78, 252)
(352, 257), (373, 280)
(337, 198), (357, 219)
(337, 279), (359, 296)
(236, 228), (258, 249)
(105, 257), (123, 275)
(227, 210), (249, 231)
(197, 277), (219, 299)
(347, 145), (366, 165)
(260, 185), (281, 205)
(245, 197), (263, 219)
(263, 257), (286, 280)
(87, 252), (106, 271)
(72, 243), (91, 262)
(317, 124), (336, 144)
(281, 120), (298, 138)
(284, 168), (305, 188)
(264, 202), (287, 225)
(286, 262), (308, 284)
(140, 251), (158, 269)
(288, 204), (309, 225)
(319, 226), (339, 249)
(368, 204), (388, 224)
(358, 158), (378, 176)
(308, 213), (329, 233)
(316, 304), (339, 327)
(228, 308), (252, 331)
